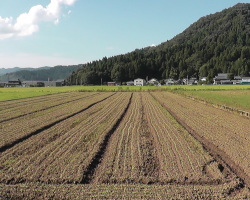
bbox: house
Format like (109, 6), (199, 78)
(5, 79), (22, 87)
(148, 78), (160, 86)
(183, 78), (198, 85)
(165, 79), (175, 85)
(126, 81), (134, 86)
(188, 78), (198, 85)
(213, 73), (230, 85)
(134, 78), (146, 86)
(213, 73), (247, 85)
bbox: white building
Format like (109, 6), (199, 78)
(134, 78), (146, 86)
(148, 78), (159, 86)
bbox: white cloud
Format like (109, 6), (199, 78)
(0, 0), (77, 39)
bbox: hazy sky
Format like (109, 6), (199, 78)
(0, 0), (249, 68)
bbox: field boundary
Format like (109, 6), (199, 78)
(0, 93), (116, 153)
(149, 92), (249, 190)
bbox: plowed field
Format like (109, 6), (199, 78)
(0, 91), (249, 199)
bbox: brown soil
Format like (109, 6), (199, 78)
(150, 92), (250, 189)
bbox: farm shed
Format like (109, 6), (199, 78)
(107, 82), (116, 86)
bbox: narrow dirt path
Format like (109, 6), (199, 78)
(139, 93), (160, 182)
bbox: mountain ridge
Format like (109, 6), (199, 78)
(0, 67), (52, 76)
(0, 65), (82, 82)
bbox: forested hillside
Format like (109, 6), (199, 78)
(67, 3), (250, 85)
(0, 65), (82, 81)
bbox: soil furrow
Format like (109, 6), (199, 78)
(150, 92), (249, 189)
(0, 92), (70, 109)
(0, 93), (116, 153)
(0, 93), (100, 123)
(81, 93), (133, 184)
(139, 93), (160, 182)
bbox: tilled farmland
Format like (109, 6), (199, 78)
(0, 91), (249, 199)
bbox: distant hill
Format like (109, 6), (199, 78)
(67, 3), (250, 85)
(0, 67), (51, 76)
(0, 65), (82, 82)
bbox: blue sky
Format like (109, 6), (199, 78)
(0, 0), (249, 68)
